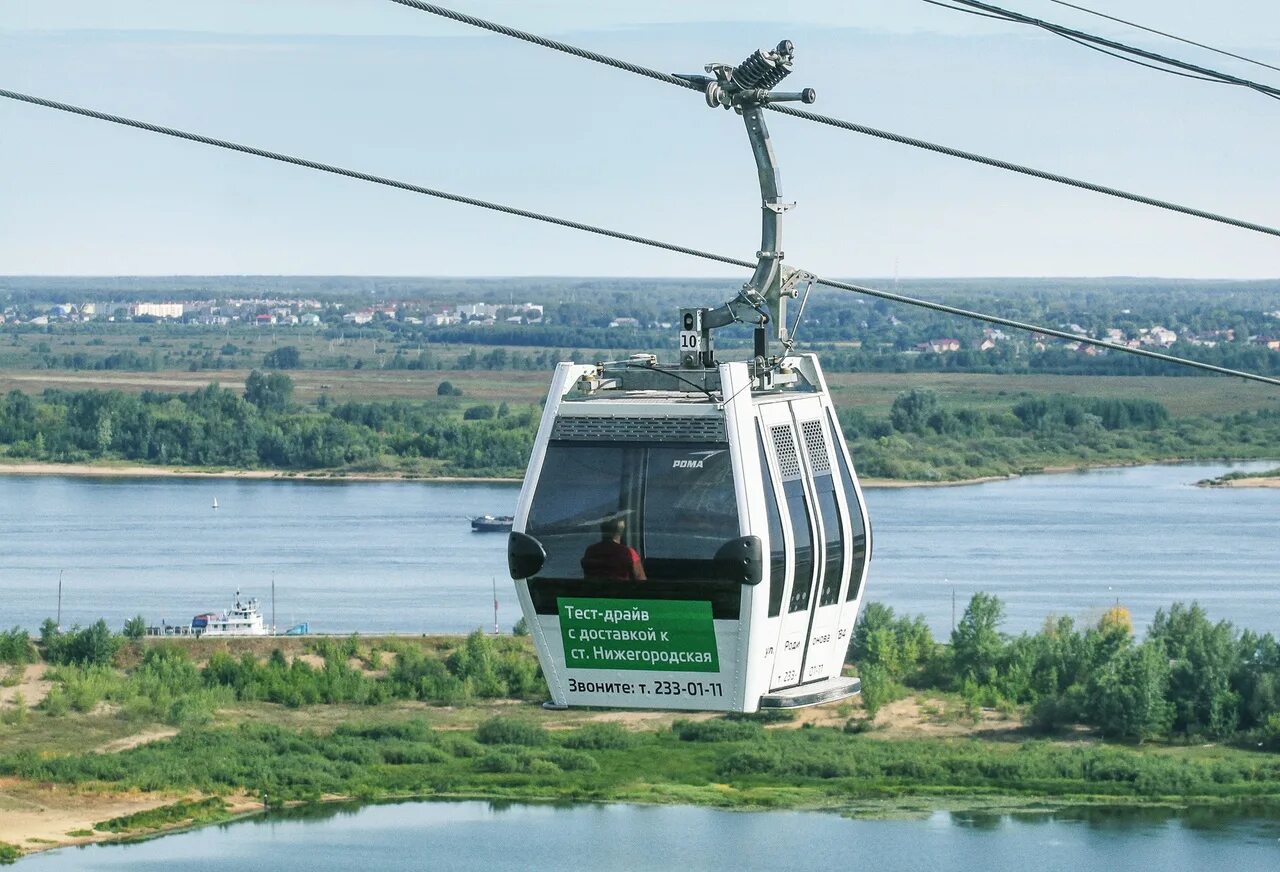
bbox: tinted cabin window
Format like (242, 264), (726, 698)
(525, 441), (736, 582)
(756, 428), (786, 618)
(815, 476), (844, 607)
(644, 446), (738, 568)
(783, 478), (815, 613)
(827, 411), (868, 602)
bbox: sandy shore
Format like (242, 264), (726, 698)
(0, 782), (262, 858)
(0, 462), (521, 484)
(0, 461), (1011, 489)
(3, 460), (1273, 490)
(1198, 476), (1280, 489)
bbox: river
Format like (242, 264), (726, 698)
(1, 461), (1276, 635)
(19, 801), (1280, 870)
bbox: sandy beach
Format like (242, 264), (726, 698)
(0, 460), (1012, 489)
(0, 462), (521, 484)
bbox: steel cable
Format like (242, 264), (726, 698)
(383, 1), (1280, 240)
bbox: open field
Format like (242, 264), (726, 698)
(3, 366), (1276, 419)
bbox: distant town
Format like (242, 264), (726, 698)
(2, 296), (1277, 355)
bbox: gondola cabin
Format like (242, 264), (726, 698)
(508, 352), (870, 711)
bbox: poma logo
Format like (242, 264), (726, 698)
(672, 450), (723, 469)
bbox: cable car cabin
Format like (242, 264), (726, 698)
(508, 353), (871, 712)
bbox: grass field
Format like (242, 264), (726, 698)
(2, 365), (1276, 419)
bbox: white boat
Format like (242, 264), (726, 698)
(212, 497), (219, 510)
(149, 590), (272, 637)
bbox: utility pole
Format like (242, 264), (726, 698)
(492, 577), (499, 635)
(57, 570), (63, 630)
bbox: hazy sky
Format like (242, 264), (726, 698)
(1, 1), (1278, 278)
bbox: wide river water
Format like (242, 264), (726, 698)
(21, 800), (1280, 870)
(0, 461), (1276, 635)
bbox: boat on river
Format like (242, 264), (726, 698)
(147, 590), (274, 637)
(471, 514), (514, 533)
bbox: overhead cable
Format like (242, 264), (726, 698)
(382, 1), (1280, 241)
(2, 87), (1276, 388)
(1045, 0), (1280, 76)
(938, 0), (1280, 100)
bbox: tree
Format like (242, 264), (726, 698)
(436, 381), (463, 397)
(889, 389), (939, 435)
(463, 404), (495, 420)
(1085, 641), (1172, 740)
(123, 615), (147, 640)
(263, 346), (302, 369)
(951, 593), (1005, 685)
(244, 370), (294, 412)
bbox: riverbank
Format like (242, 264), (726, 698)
(1196, 467), (1280, 488)
(0, 461), (522, 485)
(4, 694), (1278, 860)
(4, 624), (1280, 862)
(1, 458), (1260, 489)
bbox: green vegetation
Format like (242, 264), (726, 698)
(4, 713), (1280, 811)
(0, 374), (538, 476)
(850, 595), (1280, 746)
(0, 628), (35, 664)
(2, 606), (1280, 852)
(843, 390), (1280, 480)
(94, 797), (229, 834)
(0, 841), (20, 865)
(2, 374), (1276, 480)
(40, 619), (120, 667)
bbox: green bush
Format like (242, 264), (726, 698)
(475, 717), (549, 747)
(671, 718), (763, 742)
(561, 722), (634, 750)
(0, 628), (35, 665)
(0, 841), (20, 865)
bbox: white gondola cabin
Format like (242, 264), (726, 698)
(508, 353), (871, 711)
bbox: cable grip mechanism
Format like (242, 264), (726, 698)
(673, 41), (817, 372)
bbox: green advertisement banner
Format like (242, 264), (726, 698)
(558, 598), (719, 673)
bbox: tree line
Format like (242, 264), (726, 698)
(850, 594), (1280, 747)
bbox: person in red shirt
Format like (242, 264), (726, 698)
(581, 517), (646, 581)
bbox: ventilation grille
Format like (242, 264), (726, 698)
(770, 424), (801, 480)
(801, 419), (830, 474)
(551, 415), (725, 442)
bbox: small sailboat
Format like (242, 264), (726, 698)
(212, 497), (219, 510)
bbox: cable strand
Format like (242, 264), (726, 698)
(383, 0), (1280, 240)
(1045, 0), (1280, 76)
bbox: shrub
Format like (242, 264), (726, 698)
(671, 718), (763, 742)
(561, 722), (634, 750)
(0, 628), (35, 665)
(475, 717), (549, 747)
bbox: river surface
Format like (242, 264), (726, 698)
(1, 461), (1276, 635)
(21, 801), (1280, 870)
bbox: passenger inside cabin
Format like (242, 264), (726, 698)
(581, 517), (647, 581)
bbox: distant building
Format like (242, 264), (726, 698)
(131, 302), (184, 319)
(609, 317), (641, 329)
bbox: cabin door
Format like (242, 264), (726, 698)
(759, 402), (822, 691)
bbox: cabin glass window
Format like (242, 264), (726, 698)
(815, 474), (844, 607)
(526, 444), (644, 579)
(643, 446), (738, 562)
(828, 412), (868, 602)
(756, 427), (786, 618)
(784, 478), (815, 613)
(526, 441), (736, 581)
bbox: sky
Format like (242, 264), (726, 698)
(1, 0), (1278, 278)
